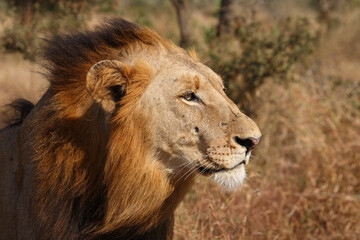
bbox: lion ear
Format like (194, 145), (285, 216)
(86, 60), (132, 113)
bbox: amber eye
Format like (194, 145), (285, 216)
(182, 91), (198, 102)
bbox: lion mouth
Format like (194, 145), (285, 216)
(197, 160), (246, 174)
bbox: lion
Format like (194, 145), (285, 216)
(0, 18), (261, 240)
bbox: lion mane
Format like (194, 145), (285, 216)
(13, 19), (181, 239)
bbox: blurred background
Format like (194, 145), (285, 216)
(0, 0), (359, 239)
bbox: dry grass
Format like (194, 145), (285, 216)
(0, 54), (48, 128)
(0, 2), (359, 239)
(174, 9), (360, 240)
(174, 76), (360, 239)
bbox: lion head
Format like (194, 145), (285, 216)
(0, 18), (260, 239)
(85, 32), (261, 193)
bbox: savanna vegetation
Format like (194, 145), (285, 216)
(0, 0), (359, 239)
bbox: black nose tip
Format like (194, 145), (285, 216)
(233, 136), (261, 151)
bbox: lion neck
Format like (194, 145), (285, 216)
(29, 91), (194, 239)
(87, 93), (194, 238)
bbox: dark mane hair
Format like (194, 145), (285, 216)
(42, 18), (170, 119)
(27, 18), (175, 239)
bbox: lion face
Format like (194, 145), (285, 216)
(86, 53), (261, 192)
(139, 56), (261, 191)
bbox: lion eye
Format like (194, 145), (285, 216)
(182, 92), (198, 102)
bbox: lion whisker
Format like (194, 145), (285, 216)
(192, 161), (213, 180)
(173, 164), (196, 185)
(250, 154), (257, 159)
(173, 161), (193, 179)
(183, 165), (200, 181)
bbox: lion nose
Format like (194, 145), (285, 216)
(232, 136), (261, 151)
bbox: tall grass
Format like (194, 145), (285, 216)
(174, 70), (360, 239)
(174, 6), (360, 239)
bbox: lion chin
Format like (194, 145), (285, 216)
(211, 165), (246, 191)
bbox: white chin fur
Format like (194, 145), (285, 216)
(211, 165), (246, 191)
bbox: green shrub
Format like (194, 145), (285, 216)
(207, 17), (317, 110)
(0, 0), (113, 61)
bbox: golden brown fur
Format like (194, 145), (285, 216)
(30, 19), (177, 239)
(0, 19), (177, 240)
